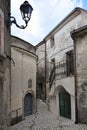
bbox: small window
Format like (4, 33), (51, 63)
(50, 37), (54, 48)
(51, 58), (55, 68)
(28, 79), (32, 88)
(66, 50), (74, 76)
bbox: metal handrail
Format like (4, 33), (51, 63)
(11, 108), (21, 124)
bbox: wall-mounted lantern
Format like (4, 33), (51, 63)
(6, 1), (33, 29)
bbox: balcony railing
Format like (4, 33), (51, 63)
(48, 58), (74, 89)
(55, 59), (74, 80)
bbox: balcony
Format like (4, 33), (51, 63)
(48, 50), (74, 89)
(56, 59), (74, 80)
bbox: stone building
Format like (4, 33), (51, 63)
(36, 7), (87, 123)
(11, 36), (37, 125)
(0, 1), (11, 129)
(71, 25), (87, 123)
(35, 41), (46, 101)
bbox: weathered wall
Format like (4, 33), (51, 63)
(0, 1), (11, 129)
(36, 42), (46, 101)
(75, 34), (87, 123)
(45, 9), (87, 122)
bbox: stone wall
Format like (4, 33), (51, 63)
(36, 42), (46, 101)
(11, 36), (37, 124)
(0, 0), (11, 129)
(75, 34), (87, 123)
(45, 8), (87, 122)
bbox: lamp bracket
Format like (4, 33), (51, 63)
(6, 14), (28, 29)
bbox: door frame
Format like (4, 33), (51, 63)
(59, 89), (71, 119)
(24, 93), (32, 117)
(22, 90), (34, 119)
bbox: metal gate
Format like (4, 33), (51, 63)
(24, 93), (32, 117)
(59, 91), (71, 119)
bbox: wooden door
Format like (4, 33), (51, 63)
(59, 91), (71, 119)
(24, 93), (32, 117)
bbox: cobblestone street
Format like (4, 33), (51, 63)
(11, 100), (87, 130)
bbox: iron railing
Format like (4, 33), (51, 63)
(56, 59), (74, 80)
(49, 65), (55, 88)
(49, 59), (74, 88)
(11, 108), (21, 125)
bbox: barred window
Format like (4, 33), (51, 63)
(66, 50), (74, 76)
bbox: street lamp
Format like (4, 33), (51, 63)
(6, 1), (33, 29)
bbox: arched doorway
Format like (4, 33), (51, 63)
(59, 87), (71, 119)
(24, 93), (32, 117)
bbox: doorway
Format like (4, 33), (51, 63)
(24, 93), (32, 117)
(59, 90), (71, 119)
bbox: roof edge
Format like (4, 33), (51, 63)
(43, 7), (87, 40)
(71, 25), (87, 38)
(11, 35), (35, 48)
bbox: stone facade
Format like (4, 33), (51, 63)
(0, 0), (11, 130)
(40, 8), (87, 122)
(11, 36), (37, 125)
(36, 41), (46, 101)
(71, 25), (87, 123)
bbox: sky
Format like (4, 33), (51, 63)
(11, 0), (87, 45)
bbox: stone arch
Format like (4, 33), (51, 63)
(55, 85), (70, 95)
(24, 91), (34, 117)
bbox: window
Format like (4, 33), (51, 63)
(66, 50), (74, 76)
(51, 58), (55, 68)
(50, 37), (54, 48)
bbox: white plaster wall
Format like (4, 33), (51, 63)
(71, 95), (75, 121)
(49, 96), (57, 115)
(56, 77), (75, 96)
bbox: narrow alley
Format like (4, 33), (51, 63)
(11, 99), (87, 130)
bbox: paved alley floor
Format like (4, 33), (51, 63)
(11, 99), (87, 130)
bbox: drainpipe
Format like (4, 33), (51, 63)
(71, 32), (78, 123)
(44, 40), (46, 101)
(74, 38), (78, 124)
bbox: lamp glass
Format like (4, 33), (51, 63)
(20, 1), (33, 23)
